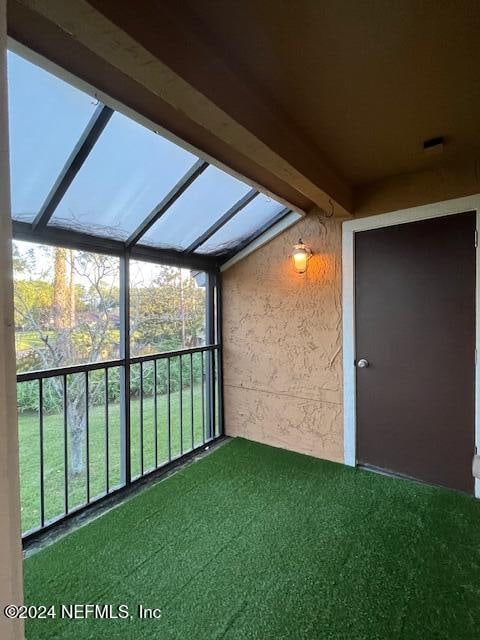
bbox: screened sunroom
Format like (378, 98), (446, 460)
(8, 42), (301, 539)
(5, 3), (480, 640)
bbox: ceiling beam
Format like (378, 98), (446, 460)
(126, 159), (208, 248)
(13, 220), (219, 270)
(130, 244), (218, 271)
(185, 188), (258, 254)
(14, 0), (352, 217)
(14, 219), (124, 255)
(32, 103), (113, 231)
(8, 2), (310, 216)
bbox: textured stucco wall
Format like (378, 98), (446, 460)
(222, 212), (343, 462)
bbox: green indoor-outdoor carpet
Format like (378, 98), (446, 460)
(24, 437), (480, 639)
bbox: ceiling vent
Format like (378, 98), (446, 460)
(423, 136), (445, 154)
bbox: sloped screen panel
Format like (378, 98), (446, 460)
(7, 51), (98, 223)
(7, 47), (298, 263)
(139, 166), (251, 251)
(48, 112), (199, 240)
(196, 194), (286, 255)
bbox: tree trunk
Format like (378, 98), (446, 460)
(69, 250), (75, 329)
(180, 271), (186, 346)
(67, 398), (85, 476)
(55, 249), (85, 475)
(53, 248), (68, 329)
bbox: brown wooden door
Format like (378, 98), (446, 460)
(355, 212), (476, 493)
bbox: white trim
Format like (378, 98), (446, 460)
(342, 224), (356, 467)
(7, 38), (305, 219)
(342, 194), (480, 497)
(221, 211), (302, 271)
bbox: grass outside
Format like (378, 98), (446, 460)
(16, 329), (123, 351)
(24, 438), (480, 639)
(15, 329), (121, 364)
(15, 331), (55, 352)
(18, 384), (209, 534)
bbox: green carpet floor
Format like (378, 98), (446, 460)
(24, 437), (480, 639)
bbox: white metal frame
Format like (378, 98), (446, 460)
(342, 194), (480, 497)
(221, 210), (302, 271)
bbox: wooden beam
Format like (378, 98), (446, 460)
(0, 1), (24, 638)
(13, 0), (352, 216)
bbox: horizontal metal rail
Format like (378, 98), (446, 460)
(17, 344), (223, 541)
(16, 344), (221, 382)
(17, 358), (125, 382)
(129, 343), (220, 364)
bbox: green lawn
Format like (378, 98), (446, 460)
(18, 384), (210, 534)
(15, 330), (54, 352)
(24, 438), (480, 639)
(15, 330), (122, 370)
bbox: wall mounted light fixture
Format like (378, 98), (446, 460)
(291, 239), (312, 274)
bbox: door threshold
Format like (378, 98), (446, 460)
(359, 463), (420, 483)
(358, 463), (473, 496)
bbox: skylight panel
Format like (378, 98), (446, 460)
(196, 194), (286, 255)
(7, 51), (98, 222)
(139, 166), (252, 250)
(48, 111), (199, 240)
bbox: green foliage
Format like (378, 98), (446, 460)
(17, 353), (206, 414)
(130, 264), (206, 355)
(130, 354), (204, 399)
(14, 280), (53, 330)
(17, 381), (42, 413)
(17, 378), (64, 414)
(14, 243), (208, 418)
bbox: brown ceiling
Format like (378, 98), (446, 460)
(9, 0), (480, 216)
(154, 0), (480, 186)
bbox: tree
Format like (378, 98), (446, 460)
(53, 247), (69, 329)
(14, 243), (119, 475)
(14, 280), (52, 330)
(14, 245), (206, 476)
(130, 263), (206, 356)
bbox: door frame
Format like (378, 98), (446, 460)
(342, 194), (480, 497)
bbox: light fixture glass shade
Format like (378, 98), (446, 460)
(292, 240), (311, 274)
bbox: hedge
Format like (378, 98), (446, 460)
(17, 351), (211, 414)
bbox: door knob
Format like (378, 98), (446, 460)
(357, 358), (369, 368)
